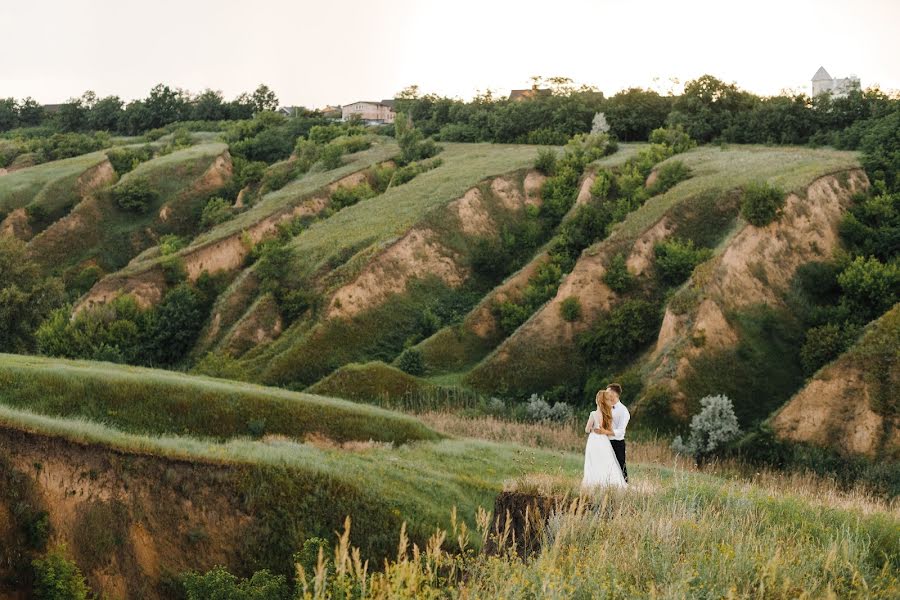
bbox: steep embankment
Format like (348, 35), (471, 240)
(85, 143), (399, 317)
(411, 147), (645, 376)
(0, 151), (112, 241)
(771, 304), (899, 459)
(245, 146), (546, 388)
(466, 146), (862, 404)
(190, 143), (544, 386)
(30, 143), (232, 281)
(0, 384), (578, 599)
(641, 168), (867, 426)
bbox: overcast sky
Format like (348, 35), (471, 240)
(2, 0), (898, 107)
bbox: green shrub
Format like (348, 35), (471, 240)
(741, 182), (785, 226)
(800, 322), (855, 374)
(839, 192), (899, 262)
(648, 160), (691, 195)
(106, 145), (153, 175)
(330, 182), (377, 210)
(494, 300), (533, 335)
(31, 546), (90, 600)
(69, 265), (103, 296)
(534, 147), (557, 175)
(200, 196), (233, 228)
(634, 385), (676, 433)
(161, 256), (187, 285)
(182, 566), (290, 600)
(159, 234), (184, 256)
(654, 238), (712, 287)
(397, 348), (426, 376)
(836, 255), (900, 325)
(319, 143), (344, 170)
(603, 253), (633, 292)
(648, 126), (695, 153)
(578, 299), (661, 368)
(559, 296), (582, 322)
(112, 178), (158, 213)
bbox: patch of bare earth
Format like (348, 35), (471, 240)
(772, 365), (899, 457)
(0, 425), (252, 600)
(649, 170), (868, 392)
(0, 208), (33, 240)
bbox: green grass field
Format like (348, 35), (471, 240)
(0, 353), (437, 444)
(0, 150), (109, 215)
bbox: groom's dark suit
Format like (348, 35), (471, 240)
(609, 401), (630, 482)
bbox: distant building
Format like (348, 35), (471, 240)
(508, 86), (551, 101)
(811, 67), (860, 98)
(41, 104), (64, 114)
(320, 105), (343, 119)
(278, 106), (307, 117)
(341, 100), (395, 124)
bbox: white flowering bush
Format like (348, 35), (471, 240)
(591, 112), (610, 134)
(672, 394), (741, 464)
(525, 394), (573, 423)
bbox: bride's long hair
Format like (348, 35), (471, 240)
(595, 390), (613, 431)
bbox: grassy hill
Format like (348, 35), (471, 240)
(465, 145), (862, 419)
(28, 141), (231, 276)
(0, 353), (437, 444)
(772, 302), (899, 460)
(0, 362), (580, 597)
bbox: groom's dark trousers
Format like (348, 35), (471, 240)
(610, 439), (627, 482)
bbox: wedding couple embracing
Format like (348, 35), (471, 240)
(581, 383), (630, 489)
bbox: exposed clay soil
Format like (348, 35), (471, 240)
(0, 425), (253, 600)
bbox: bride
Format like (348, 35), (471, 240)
(582, 390), (627, 489)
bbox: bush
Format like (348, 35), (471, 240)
(181, 566), (290, 600)
(396, 348), (425, 376)
(31, 546), (91, 600)
(837, 255), (900, 324)
(578, 299), (661, 368)
(800, 322), (855, 374)
(524, 394), (573, 423)
(648, 126), (695, 153)
(112, 178), (158, 213)
(106, 145), (153, 175)
(741, 182), (785, 226)
(654, 238), (712, 287)
(647, 160), (691, 195)
(534, 147), (557, 175)
(603, 253), (633, 292)
(319, 143), (344, 170)
(672, 394), (741, 464)
(839, 192), (899, 262)
(330, 182), (377, 210)
(634, 385), (676, 433)
(559, 296), (582, 322)
(200, 196), (233, 228)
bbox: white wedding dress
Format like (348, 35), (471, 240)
(582, 410), (627, 489)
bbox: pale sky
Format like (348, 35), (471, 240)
(2, 0), (898, 107)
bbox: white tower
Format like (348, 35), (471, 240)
(811, 66), (833, 97)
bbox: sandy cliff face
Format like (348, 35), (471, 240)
(0, 426), (252, 600)
(771, 304), (899, 458)
(648, 170), (869, 406)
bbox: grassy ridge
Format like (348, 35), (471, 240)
(0, 151), (109, 215)
(0, 401), (580, 567)
(0, 353), (438, 444)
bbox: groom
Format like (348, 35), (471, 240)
(603, 383), (630, 482)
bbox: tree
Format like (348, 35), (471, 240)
(147, 284), (208, 365)
(193, 89), (229, 121)
(604, 88), (672, 141)
(251, 84), (279, 113)
(668, 75), (756, 143)
(837, 256), (900, 324)
(88, 95), (124, 131)
(145, 83), (190, 129)
(0, 97), (17, 130)
(18, 97), (45, 126)
(55, 97), (87, 132)
(0, 236), (65, 353)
